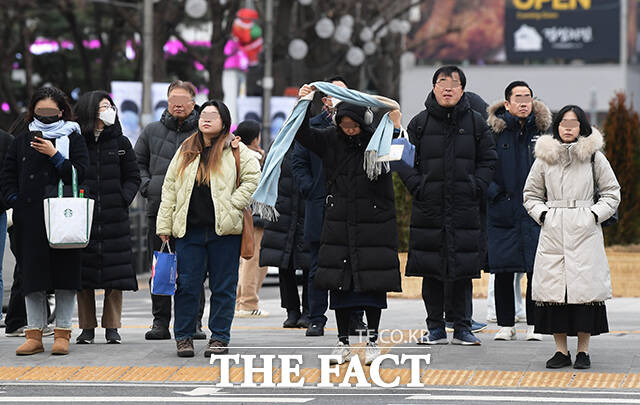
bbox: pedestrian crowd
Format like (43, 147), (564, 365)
(0, 66), (620, 370)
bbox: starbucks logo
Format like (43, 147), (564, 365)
(64, 209), (73, 218)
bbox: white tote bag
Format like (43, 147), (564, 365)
(43, 166), (95, 249)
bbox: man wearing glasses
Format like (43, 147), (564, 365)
(486, 81), (551, 342)
(134, 80), (206, 341)
(397, 66), (497, 346)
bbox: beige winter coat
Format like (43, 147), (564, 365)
(156, 139), (260, 238)
(523, 128), (620, 304)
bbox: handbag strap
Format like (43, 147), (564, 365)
(57, 166), (78, 198)
(160, 240), (172, 254)
(232, 146), (241, 189)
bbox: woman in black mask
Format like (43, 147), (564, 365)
(73, 91), (141, 345)
(0, 86), (89, 356)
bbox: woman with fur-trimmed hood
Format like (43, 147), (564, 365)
(486, 81), (552, 342)
(523, 105), (620, 370)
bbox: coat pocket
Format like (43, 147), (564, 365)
(488, 194), (515, 228)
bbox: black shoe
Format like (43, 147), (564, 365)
(296, 312), (310, 329)
(76, 329), (95, 344)
(176, 338), (194, 358)
(193, 325), (206, 340)
(306, 323), (324, 336)
(283, 310), (301, 328)
(105, 328), (121, 344)
(349, 316), (367, 336)
(573, 352), (591, 369)
(204, 339), (228, 357)
(145, 325), (171, 340)
(546, 351), (572, 368)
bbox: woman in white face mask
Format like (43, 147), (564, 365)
(73, 91), (141, 345)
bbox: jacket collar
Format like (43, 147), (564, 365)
(534, 127), (604, 164)
(424, 91), (471, 121)
(487, 100), (552, 134)
(160, 108), (199, 133)
(87, 120), (123, 143)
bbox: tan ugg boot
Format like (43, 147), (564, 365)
(16, 329), (44, 356)
(51, 328), (72, 355)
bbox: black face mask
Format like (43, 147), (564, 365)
(34, 114), (61, 124)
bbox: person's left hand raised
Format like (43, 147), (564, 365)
(31, 137), (57, 157)
(389, 110), (402, 129)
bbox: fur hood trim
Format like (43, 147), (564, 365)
(534, 127), (604, 164)
(487, 99), (552, 134)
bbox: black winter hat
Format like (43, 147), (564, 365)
(335, 102), (373, 131)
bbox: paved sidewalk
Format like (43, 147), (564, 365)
(0, 283), (639, 390)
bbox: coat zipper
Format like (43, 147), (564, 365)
(96, 140), (103, 278)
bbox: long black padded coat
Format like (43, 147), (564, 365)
(397, 92), (497, 281)
(294, 107), (401, 293)
(81, 121), (141, 291)
(259, 148), (309, 271)
(0, 125), (89, 294)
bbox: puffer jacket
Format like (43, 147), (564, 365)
(486, 100), (552, 273)
(523, 128), (620, 303)
(134, 109), (199, 216)
(156, 135), (260, 238)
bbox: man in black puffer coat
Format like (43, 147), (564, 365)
(260, 148), (310, 328)
(134, 80), (205, 340)
(397, 66), (497, 346)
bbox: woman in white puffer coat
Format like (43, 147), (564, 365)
(523, 105), (620, 370)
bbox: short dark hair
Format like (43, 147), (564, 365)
(552, 105), (592, 139)
(505, 81), (533, 101)
(324, 75), (349, 87)
(167, 80), (197, 98)
(74, 90), (116, 136)
(26, 86), (75, 123)
(234, 119), (261, 145)
(432, 66), (466, 89)
(199, 99), (231, 135)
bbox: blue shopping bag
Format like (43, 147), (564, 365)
(376, 129), (415, 171)
(151, 241), (177, 296)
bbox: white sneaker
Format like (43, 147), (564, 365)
(486, 316), (497, 323)
(365, 341), (381, 366)
(42, 325), (55, 337)
(515, 315), (527, 323)
(235, 309), (270, 318)
(494, 326), (516, 341)
(329, 341), (352, 365)
(526, 325), (543, 341)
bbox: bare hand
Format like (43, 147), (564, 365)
(298, 84), (316, 99)
(389, 110), (402, 129)
(159, 235), (170, 243)
(31, 138), (57, 157)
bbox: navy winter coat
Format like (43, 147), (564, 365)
(485, 100), (552, 273)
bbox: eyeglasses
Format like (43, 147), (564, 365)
(435, 78), (462, 89)
(98, 104), (117, 112)
(559, 119), (580, 129)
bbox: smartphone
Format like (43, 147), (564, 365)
(30, 131), (43, 142)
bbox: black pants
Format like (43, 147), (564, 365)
(278, 259), (309, 313)
(147, 216), (204, 329)
(307, 242), (328, 325)
(422, 277), (472, 332)
(495, 272), (534, 327)
(5, 227), (27, 332)
(336, 307), (381, 343)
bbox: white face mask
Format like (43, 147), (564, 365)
(99, 108), (117, 126)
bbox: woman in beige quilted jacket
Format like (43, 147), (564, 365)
(156, 100), (260, 358)
(523, 105), (620, 370)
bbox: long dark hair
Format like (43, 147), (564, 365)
(552, 105), (592, 140)
(26, 86), (74, 123)
(74, 90), (116, 136)
(178, 100), (232, 184)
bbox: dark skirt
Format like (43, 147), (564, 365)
(330, 290), (387, 310)
(534, 302), (609, 336)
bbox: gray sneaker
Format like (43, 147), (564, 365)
(6, 326), (26, 337)
(42, 325), (55, 337)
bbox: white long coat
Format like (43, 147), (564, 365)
(523, 128), (620, 304)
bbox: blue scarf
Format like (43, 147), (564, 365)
(252, 82), (400, 220)
(28, 119), (81, 159)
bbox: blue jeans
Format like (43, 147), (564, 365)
(26, 290), (76, 329)
(0, 212), (6, 323)
(174, 226), (241, 342)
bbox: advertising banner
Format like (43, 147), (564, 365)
(505, 0), (620, 62)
